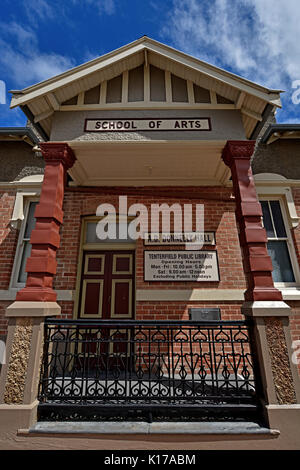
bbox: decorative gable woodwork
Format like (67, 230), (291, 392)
(11, 37), (281, 139)
(61, 65), (234, 109)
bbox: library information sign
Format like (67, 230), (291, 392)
(144, 250), (219, 282)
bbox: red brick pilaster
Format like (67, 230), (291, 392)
(222, 140), (282, 301)
(16, 143), (76, 302)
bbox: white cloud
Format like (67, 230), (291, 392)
(23, 0), (56, 24)
(0, 104), (27, 127)
(22, 0), (116, 24)
(162, 0), (300, 88)
(2, 48), (75, 86)
(81, 48), (103, 63)
(95, 0), (115, 15)
(0, 2), (116, 90)
(0, 22), (37, 50)
(0, 22), (75, 87)
(247, 0), (300, 81)
(162, 0), (300, 122)
(70, 0), (116, 16)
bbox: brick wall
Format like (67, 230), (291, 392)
(54, 186), (247, 292)
(135, 301), (243, 321)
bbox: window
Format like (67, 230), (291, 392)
(260, 199), (298, 284)
(85, 221), (134, 244)
(10, 200), (38, 287)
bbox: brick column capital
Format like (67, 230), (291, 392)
(39, 142), (76, 169)
(222, 140), (256, 167)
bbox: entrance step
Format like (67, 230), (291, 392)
(24, 421), (280, 435)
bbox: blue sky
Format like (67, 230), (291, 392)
(0, 0), (299, 127)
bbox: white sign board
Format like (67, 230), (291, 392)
(144, 250), (220, 282)
(144, 232), (215, 246)
(84, 118), (211, 132)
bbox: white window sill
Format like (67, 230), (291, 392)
(279, 288), (300, 301)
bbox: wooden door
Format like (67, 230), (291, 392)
(78, 250), (135, 370)
(79, 250), (134, 320)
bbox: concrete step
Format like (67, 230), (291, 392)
(25, 421), (280, 435)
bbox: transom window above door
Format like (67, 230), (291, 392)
(85, 220), (135, 245)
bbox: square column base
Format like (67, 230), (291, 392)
(6, 301), (61, 317)
(0, 400), (39, 436)
(241, 300), (300, 405)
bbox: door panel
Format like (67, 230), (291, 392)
(111, 279), (132, 318)
(84, 254), (105, 275)
(80, 279), (104, 317)
(112, 253), (133, 274)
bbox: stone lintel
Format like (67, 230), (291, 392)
(242, 301), (292, 317)
(6, 301), (61, 317)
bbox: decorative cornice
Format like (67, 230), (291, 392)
(222, 140), (256, 167)
(39, 143), (76, 170)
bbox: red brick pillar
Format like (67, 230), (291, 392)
(222, 141), (300, 426)
(222, 140), (282, 301)
(16, 143), (76, 302)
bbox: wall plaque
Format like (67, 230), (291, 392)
(144, 250), (220, 282)
(189, 308), (221, 321)
(144, 232), (215, 246)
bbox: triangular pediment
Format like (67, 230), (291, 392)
(60, 64), (234, 108)
(10, 36), (282, 139)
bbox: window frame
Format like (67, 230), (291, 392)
(259, 196), (300, 288)
(10, 198), (38, 289)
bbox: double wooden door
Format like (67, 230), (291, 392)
(79, 250), (134, 320)
(78, 250), (135, 369)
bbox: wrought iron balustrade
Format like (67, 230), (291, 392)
(38, 319), (263, 422)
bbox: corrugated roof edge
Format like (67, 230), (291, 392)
(261, 123), (300, 143)
(0, 127), (41, 145)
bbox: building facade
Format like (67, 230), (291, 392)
(0, 37), (299, 448)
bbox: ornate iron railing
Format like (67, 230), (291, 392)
(38, 319), (263, 422)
